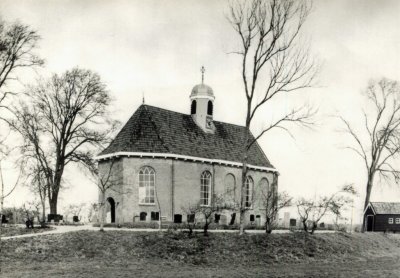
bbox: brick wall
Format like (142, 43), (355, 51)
(99, 157), (276, 226)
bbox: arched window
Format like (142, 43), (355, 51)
(259, 178), (269, 198)
(138, 166), (155, 204)
(224, 174), (235, 201)
(191, 100), (197, 114)
(207, 100), (213, 115)
(200, 171), (212, 206)
(245, 176), (253, 208)
(257, 178), (269, 208)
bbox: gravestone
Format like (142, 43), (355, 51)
(256, 215), (261, 226)
(187, 214), (195, 223)
(219, 214), (228, 225)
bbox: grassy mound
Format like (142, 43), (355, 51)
(3, 231), (400, 267)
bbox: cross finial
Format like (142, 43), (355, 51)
(201, 66), (205, 84)
(142, 91), (145, 104)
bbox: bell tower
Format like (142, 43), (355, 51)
(190, 66), (215, 133)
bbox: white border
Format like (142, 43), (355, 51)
(95, 151), (278, 173)
(363, 202), (376, 215)
(190, 95), (215, 100)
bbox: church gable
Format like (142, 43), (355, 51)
(100, 104), (275, 169)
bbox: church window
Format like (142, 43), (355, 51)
(257, 178), (269, 208)
(207, 100), (213, 115)
(224, 174), (235, 201)
(250, 214), (255, 222)
(200, 171), (212, 206)
(191, 100), (197, 114)
(138, 166), (155, 204)
(245, 176), (253, 208)
(151, 211), (159, 221)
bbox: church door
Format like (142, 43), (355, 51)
(106, 197), (116, 223)
(366, 215), (374, 232)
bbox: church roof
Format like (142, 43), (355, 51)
(99, 104), (275, 169)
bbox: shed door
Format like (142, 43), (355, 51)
(366, 215), (374, 232)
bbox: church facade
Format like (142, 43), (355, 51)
(96, 76), (278, 226)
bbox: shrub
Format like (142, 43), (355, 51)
(92, 222), (160, 229)
(92, 221), (267, 230)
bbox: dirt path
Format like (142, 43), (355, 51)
(1, 225), (335, 240)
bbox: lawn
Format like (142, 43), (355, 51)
(1, 225), (54, 237)
(2, 230), (400, 277)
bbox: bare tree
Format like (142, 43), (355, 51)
(22, 201), (39, 228)
(87, 158), (125, 231)
(0, 19), (43, 112)
(0, 162), (22, 276)
(153, 179), (163, 231)
(63, 203), (85, 223)
(23, 163), (47, 224)
(182, 193), (238, 236)
(8, 68), (117, 215)
(340, 78), (400, 231)
(261, 189), (292, 233)
(0, 159), (23, 228)
(181, 204), (198, 236)
(331, 196), (352, 232)
(227, 0), (318, 235)
(87, 202), (99, 223)
(296, 184), (356, 234)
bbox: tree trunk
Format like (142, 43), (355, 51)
(49, 196), (58, 215)
(41, 199), (46, 224)
(0, 196), (3, 275)
(310, 222), (317, 234)
(361, 176), (374, 232)
(239, 164), (248, 235)
(154, 181), (162, 231)
(204, 220), (209, 236)
(48, 163), (64, 215)
(239, 112), (251, 236)
(100, 191), (106, 232)
(265, 218), (272, 234)
(302, 220), (308, 233)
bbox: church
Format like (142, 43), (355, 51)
(96, 69), (278, 226)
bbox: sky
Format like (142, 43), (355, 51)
(1, 0), (400, 223)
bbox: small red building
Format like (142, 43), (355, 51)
(364, 202), (400, 232)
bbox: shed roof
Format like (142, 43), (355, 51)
(99, 104), (274, 169)
(370, 202), (400, 214)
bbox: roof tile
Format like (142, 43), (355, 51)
(100, 104), (275, 168)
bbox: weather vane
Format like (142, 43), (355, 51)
(201, 66), (205, 84)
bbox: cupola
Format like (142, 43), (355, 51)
(190, 66), (215, 133)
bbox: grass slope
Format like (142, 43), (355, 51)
(2, 231), (400, 277)
(1, 226), (54, 237)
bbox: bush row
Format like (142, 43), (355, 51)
(92, 222), (275, 230)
